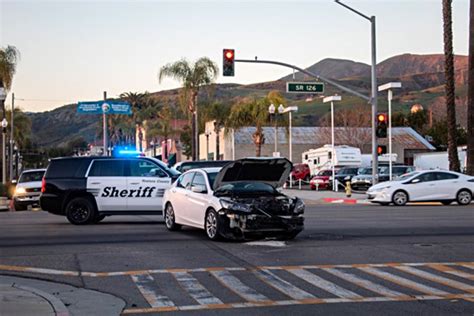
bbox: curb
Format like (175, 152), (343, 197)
(322, 198), (371, 205)
(13, 283), (70, 316)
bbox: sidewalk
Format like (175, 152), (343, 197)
(282, 188), (369, 205)
(0, 275), (125, 316)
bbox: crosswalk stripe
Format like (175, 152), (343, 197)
(394, 266), (474, 292)
(288, 269), (362, 299)
(359, 267), (449, 296)
(173, 272), (223, 305)
(131, 274), (175, 307)
(428, 264), (474, 280)
(461, 263), (474, 271)
(210, 270), (269, 302)
(254, 269), (315, 300)
(323, 268), (405, 298)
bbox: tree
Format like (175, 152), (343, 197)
(119, 92), (149, 151)
(202, 102), (231, 160)
(226, 97), (269, 157)
(6, 108), (31, 149)
(406, 110), (427, 133)
(442, 0), (461, 171)
(146, 105), (180, 159)
(158, 57), (218, 161)
(467, 0), (474, 175)
(0, 45), (20, 91)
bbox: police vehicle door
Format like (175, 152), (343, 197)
(87, 159), (127, 211)
(127, 159), (171, 211)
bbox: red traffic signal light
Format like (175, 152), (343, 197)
(377, 145), (387, 155)
(376, 112), (388, 138)
(223, 49), (235, 76)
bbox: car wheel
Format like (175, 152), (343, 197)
(13, 202), (27, 211)
(65, 197), (96, 225)
(205, 209), (221, 241)
(456, 190), (472, 205)
(93, 214), (106, 223)
(310, 186), (315, 191)
(164, 203), (181, 231)
(392, 190), (408, 206)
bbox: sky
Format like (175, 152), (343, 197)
(0, 0), (470, 112)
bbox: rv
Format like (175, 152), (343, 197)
(414, 147), (467, 172)
(302, 145), (361, 176)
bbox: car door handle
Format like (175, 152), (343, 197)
(91, 182), (101, 185)
(130, 182), (140, 185)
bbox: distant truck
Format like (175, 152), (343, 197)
(414, 147), (467, 172)
(302, 145), (361, 176)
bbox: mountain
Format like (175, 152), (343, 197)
(27, 53), (469, 148)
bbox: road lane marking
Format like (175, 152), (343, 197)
(287, 268), (362, 299)
(210, 270), (269, 302)
(428, 264), (474, 280)
(359, 267), (449, 296)
(394, 266), (474, 293)
(172, 272), (223, 305)
(323, 268), (406, 298)
(254, 269), (315, 300)
(0, 265), (79, 276)
(131, 274), (175, 308)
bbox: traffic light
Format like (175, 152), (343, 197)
(377, 145), (387, 155)
(223, 49), (235, 76)
(376, 112), (388, 138)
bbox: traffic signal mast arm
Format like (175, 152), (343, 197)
(234, 58), (370, 101)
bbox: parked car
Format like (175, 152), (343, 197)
(350, 167), (388, 191)
(367, 170), (474, 206)
(378, 165), (415, 182)
(290, 163), (311, 183)
(163, 158), (305, 240)
(13, 169), (46, 211)
(172, 160), (232, 173)
(332, 167), (360, 189)
(310, 169), (337, 190)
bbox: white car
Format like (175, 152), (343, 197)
(367, 170), (474, 206)
(162, 158), (305, 240)
(13, 169), (46, 211)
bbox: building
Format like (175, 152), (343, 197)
(199, 124), (435, 165)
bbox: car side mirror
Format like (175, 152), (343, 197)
(411, 178), (420, 184)
(191, 185), (207, 194)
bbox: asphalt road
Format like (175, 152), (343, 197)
(1, 204), (474, 315)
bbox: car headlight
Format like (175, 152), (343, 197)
(15, 187), (26, 195)
(293, 198), (305, 214)
(369, 186), (391, 193)
(220, 199), (251, 213)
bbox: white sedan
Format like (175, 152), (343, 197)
(162, 158), (305, 240)
(367, 170), (474, 206)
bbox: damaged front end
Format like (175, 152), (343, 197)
(217, 196), (305, 239)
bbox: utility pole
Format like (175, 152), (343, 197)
(10, 93), (14, 180)
(103, 91), (107, 156)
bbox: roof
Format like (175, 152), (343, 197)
(234, 127), (435, 150)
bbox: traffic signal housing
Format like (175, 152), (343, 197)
(377, 145), (387, 155)
(376, 112), (388, 138)
(223, 49), (235, 76)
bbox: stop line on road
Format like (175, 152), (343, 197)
(2, 261), (474, 313)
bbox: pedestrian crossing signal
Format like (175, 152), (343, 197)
(223, 49), (235, 76)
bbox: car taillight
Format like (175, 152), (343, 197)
(41, 177), (46, 193)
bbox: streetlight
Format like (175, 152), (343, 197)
(378, 82), (402, 181)
(335, 0), (379, 185)
(323, 95), (342, 191)
(279, 106), (298, 162)
(0, 87), (7, 185)
(205, 128), (212, 160)
(268, 104), (284, 157)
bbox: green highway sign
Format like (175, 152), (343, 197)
(286, 82), (324, 94)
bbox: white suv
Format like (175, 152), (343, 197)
(13, 169), (46, 211)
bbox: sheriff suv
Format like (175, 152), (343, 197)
(40, 156), (180, 225)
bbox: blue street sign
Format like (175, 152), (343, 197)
(77, 101), (132, 115)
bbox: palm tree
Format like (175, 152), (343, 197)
(158, 57), (218, 161)
(119, 92), (148, 151)
(226, 97), (270, 157)
(467, 0), (474, 175)
(442, 0), (460, 171)
(146, 105), (180, 159)
(202, 102), (231, 160)
(0, 45), (20, 91)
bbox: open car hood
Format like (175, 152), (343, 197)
(213, 158), (292, 190)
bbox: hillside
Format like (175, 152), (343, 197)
(27, 53), (469, 148)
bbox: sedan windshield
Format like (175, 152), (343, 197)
(214, 182), (276, 196)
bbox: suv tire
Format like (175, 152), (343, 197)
(65, 197), (97, 225)
(13, 202), (27, 211)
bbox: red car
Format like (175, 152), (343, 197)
(310, 169), (338, 190)
(290, 163), (311, 183)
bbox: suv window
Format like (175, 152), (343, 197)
(192, 173), (207, 188)
(19, 171), (45, 183)
(177, 172), (194, 189)
(45, 159), (92, 178)
(130, 160), (167, 177)
(436, 172), (459, 180)
(89, 160), (126, 177)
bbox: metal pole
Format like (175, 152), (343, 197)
(370, 16), (379, 185)
(274, 116), (277, 154)
(103, 91), (107, 156)
(231, 129), (235, 160)
(1, 99), (6, 185)
(289, 111), (292, 162)
(9, 93), (14, 180)
(331, 101), (335, 191)
(388, 89), (393, 181)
